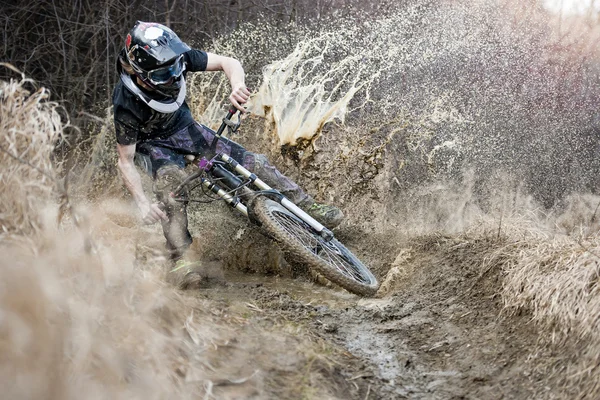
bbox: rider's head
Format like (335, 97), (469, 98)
(120, 21), (190, 99)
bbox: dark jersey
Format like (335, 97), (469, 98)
(113, 49), (208, 145)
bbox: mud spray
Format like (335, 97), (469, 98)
(3, 0), (600, 398)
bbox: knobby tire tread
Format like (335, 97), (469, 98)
(252, 197), (378, 297)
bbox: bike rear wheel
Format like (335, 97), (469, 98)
(252, 197), (379, 296)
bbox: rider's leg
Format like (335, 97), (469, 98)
(153, 164), (193, 260)
(136, 129), (223, 289)
(151, 161), (204, 289)
(192, 123), (344, 228)
(190, 122), (311, 203)
(136, 142), (193, 260)
(241, 153), (311, 204)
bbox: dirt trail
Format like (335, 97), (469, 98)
(179, 223), (558, 399)
(85, 156), (568, 399)
(93, 154), (567, 400)
(0, 194), (578, 399)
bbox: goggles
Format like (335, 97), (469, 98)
(120, 72), (186, 113)
(129, 50), (186, 85)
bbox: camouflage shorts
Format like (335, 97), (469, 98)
(135, 122), (308, 204)
(135, 122), (310, 259)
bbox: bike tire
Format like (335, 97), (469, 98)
(252, 197), (379, 296)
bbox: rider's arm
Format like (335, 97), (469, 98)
(116, 143), (167, 224)
(205, 52), (251, 112)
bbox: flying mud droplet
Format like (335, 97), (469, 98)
(250, 32), (378, 146)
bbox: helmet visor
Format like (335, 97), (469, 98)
(147, 55), (185, 85)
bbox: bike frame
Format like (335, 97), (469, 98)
(173, 109), (333, 239)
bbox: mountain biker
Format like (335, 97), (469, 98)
(113, 21), (343, 283)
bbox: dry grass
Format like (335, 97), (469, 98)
(447, 204), (600, 399)
(0, 64), (63, 236)
(497, 232), (600, 398)
(0, 230), (209, 400)
(501, 237), (600, 342)
(0, 72), (362, 399)
(0, 70), (212, 398)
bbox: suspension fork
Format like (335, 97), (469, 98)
(199, 174), (249, 216)
(170, 157), (249, 216)
(217, 153), (328, 235)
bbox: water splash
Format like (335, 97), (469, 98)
(187, 1), (596, 212)
(250, 31), (377, 145)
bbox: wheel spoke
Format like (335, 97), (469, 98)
(269, 209), (372, 285)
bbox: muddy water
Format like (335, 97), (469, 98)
(226, 277), (406, 384)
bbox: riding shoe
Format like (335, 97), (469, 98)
(170, 259), (205, 290)
(301, 201), (344, 229)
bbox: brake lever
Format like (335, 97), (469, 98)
(223, 115), (241, 134)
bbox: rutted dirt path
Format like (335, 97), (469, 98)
(98, 200), (561, 399)
(193, 241), (553, 400)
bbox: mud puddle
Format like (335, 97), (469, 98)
(182, 271), (385, 399)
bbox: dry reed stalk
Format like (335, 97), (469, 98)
(0, 67), (63, 237)
(457, 213), (600, 398)
(498, 232), (600, 398)
(501, 236), (600, 342)
(0, 70), (211, 398)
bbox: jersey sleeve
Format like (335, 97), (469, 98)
(112, 83), (140, 145)
(114, 108), (139, 145)
(184, 49), (208, 72)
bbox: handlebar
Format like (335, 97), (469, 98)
(206, 108), (242, 163)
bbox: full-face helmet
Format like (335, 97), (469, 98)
(119, 21), (191, 112)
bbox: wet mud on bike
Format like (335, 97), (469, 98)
(159, 109), (379, 297)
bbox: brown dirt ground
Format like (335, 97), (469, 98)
(129, 194), (567, 399)
(87, 116), (575, 399)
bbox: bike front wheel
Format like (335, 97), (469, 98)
(252, 197), (379, 296)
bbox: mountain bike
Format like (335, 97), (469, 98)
(168, 109), (379, 296)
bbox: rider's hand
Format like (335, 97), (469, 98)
(139, 201), (168, 225)
(229, 83), (251, 113)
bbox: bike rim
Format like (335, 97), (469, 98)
(269, 208), (375, 285)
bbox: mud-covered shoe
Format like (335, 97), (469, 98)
(304, 202), (344, 229)
(170, 259), (205, 290)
